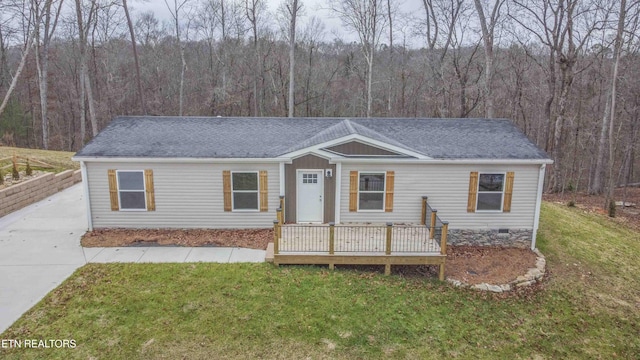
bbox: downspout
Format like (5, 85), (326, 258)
(531, 164), (546, 250)
(80, 161), (93, 231)
(334, 162), (342, 224)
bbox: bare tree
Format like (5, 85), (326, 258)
(122, 0), (146, 114)
(284, 0), (302, 117)
(74, 0), (99, 145)
(512, 0), (610, 191)
(0, 0), (53, 119)
(34, 0), (63, 149)
(331, 0), (387, 117)
(164, 0), (192, 116)
(473, 0), (505, 118)
(245, 0), (266, 116)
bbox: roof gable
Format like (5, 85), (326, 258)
(324, 141), (404, 157)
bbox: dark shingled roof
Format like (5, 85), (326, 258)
(74, 116), (550, 160)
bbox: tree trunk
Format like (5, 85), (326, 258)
(0, 23), (39, 118)
(123, 0), (146, 114)
(473, 0), (503, 119)
(605, 0), (626, 210)
(287, 0), (299, 118)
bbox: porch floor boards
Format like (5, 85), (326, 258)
(278, 224), (440, 254)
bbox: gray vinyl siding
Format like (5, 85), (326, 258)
(86, 162), (279, 229)
(339, 163), (540, 229)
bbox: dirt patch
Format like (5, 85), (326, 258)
(82, 230), (538, 285)
(81, 228), (273, 250)
(444, 245), (537, 285)
(544, 187), (640, 231)
(0, 170), (46, 190)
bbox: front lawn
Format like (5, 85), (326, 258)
(1, 202), (639, 359)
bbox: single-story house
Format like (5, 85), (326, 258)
(73, 116), (552, 250)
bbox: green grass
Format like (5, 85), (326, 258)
(0, 146), (78, 173)
(2, 203), (639, 359)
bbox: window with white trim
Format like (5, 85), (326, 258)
(477, 173), (504, 211)
(117, 170), (146, 210)
(358, 172), (385, 210)
(232, 172), (259, 210)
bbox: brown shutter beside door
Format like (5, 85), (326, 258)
(259, 170), (268, 212)
(349, 171), (358, 212)
(385, 171), (394, 212)
(144, 169), (156, 211)
(467, 171), (479, 213)
(503, 172), (514, 212)
(223, 170), (232, 212)
(108, 169), (119, 211)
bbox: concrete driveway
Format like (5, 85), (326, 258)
(0, 184), (87, 333)
(0, 184), (266, 334)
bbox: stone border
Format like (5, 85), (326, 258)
(446, 248), (546, 293)
(0, 169), (82, 217)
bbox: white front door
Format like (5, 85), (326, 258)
(297, 170), (323, 223)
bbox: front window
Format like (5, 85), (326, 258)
(358, 172), (385, 210)
(232, 172), (259, 210)
(477, 173), (504, 211)
(117, 171), (146, 210)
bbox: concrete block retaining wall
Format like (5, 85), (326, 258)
(0, 170), (82, 217)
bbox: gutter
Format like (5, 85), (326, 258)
(72, 155), (553, 166)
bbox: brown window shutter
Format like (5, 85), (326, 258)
(467, 171), (479, 213)
(385, 171), (395, 212)
(259, 170), (268, 212)
(503, 172), (515, 212)
(144, 169), (156, 211)
(223, 170), (232, 212)
(349, 171), (358, 212)
(108, 169), (119, 211)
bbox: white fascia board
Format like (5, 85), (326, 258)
(279, 162), (285, 196)
(334, 162), (342, 224)
(531, 164), (547, 250)
(278, 134), (430, 160)
(290, 149), (335, 161)
(335, 158), (554, 165)
(72, 157), (285, 163)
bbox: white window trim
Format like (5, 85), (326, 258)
(476, 172), (506, 213)
(357, 171), (386, 212)
(116, 170), (147, 212)
(231, 171), (260, 212)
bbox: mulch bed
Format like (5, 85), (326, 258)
(82, 228), (273, 250)
(82, 229), (538, 285)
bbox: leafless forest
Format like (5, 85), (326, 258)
(0, 0), (639, 198)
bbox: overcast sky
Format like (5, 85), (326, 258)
(135, 0), (427, 44)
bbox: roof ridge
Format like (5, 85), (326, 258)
(343, 119), (356, 133)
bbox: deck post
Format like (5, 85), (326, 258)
(385, 222), (393, 256)
(329, 222), (335, 270)
(439, 221), (448, 281)
(277, 208), (283, 225)
(421, 196), (428, 225)
(430, 209), (438, 239)
(279, 196), (285, 222)
(273, 220), (279, 255)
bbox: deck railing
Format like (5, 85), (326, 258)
(274, 223), (443, 254)
(271, 195), (449, 279)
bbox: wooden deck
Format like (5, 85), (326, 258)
(269, 222), (448, 280)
